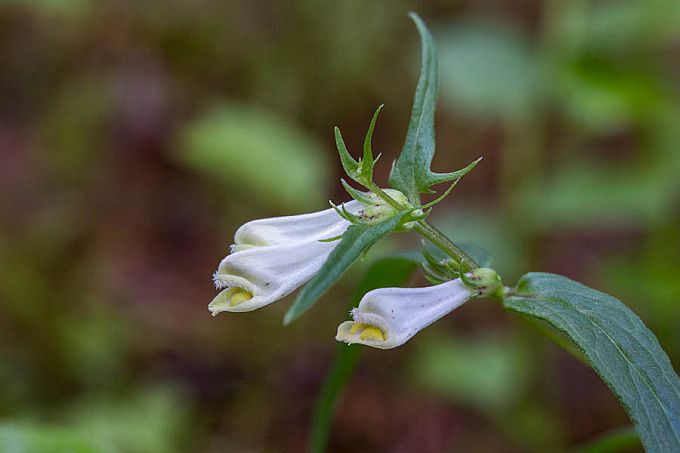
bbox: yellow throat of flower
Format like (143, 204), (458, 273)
(229, 289), (253, 307)
(350, 322), (386, 341)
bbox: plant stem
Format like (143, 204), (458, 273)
(309, 344), (361, 453)
(362, 181), (479, 271)
(412, 221), (478, 271)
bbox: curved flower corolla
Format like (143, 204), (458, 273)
(335, 278), (474, 349)
(229, 200), (360, 253)
(209, 201), (362, 314)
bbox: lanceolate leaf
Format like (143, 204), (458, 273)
(389, 13), (480, 204)
(503, 273), (680, 453)
(283, 213), (407, 325)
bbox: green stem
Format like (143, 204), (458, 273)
(361, 181), (404, 210)
(572, 426), (640, 453)
(309, 344), (361, 453)
(412, 221), (478, 271)
(362, 181), (479, 271)
(309, 255), (420, 452)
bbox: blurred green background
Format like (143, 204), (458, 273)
(1, 0), (679, 451)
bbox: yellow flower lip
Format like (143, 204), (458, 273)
(229, 289), (253, 307)
(360, 326), (385, 341)
(347, 322), (387, 342)
(209, 284), (257, 315)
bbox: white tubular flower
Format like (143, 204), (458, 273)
(209, 201), (361, 314)
(335, 278), (474, 349)
(230, 200), (361, 253)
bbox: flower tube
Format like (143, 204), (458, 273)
(335, 278), (474, 349)
(229, 200), (361, 253)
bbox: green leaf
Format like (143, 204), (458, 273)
(3, 0), (93, 20)
(438, 21), (539, 118)
(409, 334), (532, 414)
(517, 157), (680, 230)
(308, 253), (420, 453)
(177, 103), (328, 210)
(283, 212), (407, 325)
(389, 13), (480, 203)
(0, 424), (113, 453)
(573, 426), (641, 453)
(504, 273), (680, 453)
(64, 387), (187, 453)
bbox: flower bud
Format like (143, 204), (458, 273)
(357, 188), (418, 226)
(463, 267), (503, 298)
(336, 278), (474, 349)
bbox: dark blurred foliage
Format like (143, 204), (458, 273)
(1, 0), (679, 451)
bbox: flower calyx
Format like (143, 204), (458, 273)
(335, 105), (383, 187)
(461, 267), (503, 298)
(331, 186), (422, 230)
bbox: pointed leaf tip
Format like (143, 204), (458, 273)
(389, 15), (482, 201)
(426, 156), (483, 188)
(388, 12), (440, 203)
(361, 104), (384, 182)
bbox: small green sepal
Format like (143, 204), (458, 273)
(421, 242), (460, 282)
(329, 200), (363, 225)
(318, 234), (343, 243)
(340, 179), (374, 205)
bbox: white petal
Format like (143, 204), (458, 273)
(335, 278), (473, 349)
(210, 200), (364, 314)
(233, 200), (361, 250)
(209, 238), (336, 314)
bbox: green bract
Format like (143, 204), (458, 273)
(388, 13), (482, 205)
(334, 104), (383, 187)
(334, 16), (480, 207)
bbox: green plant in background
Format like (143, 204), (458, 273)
(209, 13), (680, 453)
(178, 103), (329, 212)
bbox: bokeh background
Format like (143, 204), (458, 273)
(1, 0), (680, 451)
